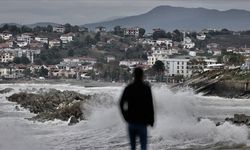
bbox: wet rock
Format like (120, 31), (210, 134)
(0, 88), (14, 94)
(225, 114), (250, 126)
(15, 105), (20, 111)
(68, 116), (79, 126)
(216, 122), (221, 126)
(7, 89), (90, 123)
(225, 117), (233, 122)
(233, 114), (250, 124)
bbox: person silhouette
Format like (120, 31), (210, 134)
(120, 67), (154, 150)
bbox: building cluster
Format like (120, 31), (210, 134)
(0, 25), (250, 82)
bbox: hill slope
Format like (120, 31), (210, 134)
(84, 6), (250, 31)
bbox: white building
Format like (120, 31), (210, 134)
(156, 38), (173, 47)
(17, 33), (33, 44)
(79, 27), (88, 32)
(147, 49), (173, 66)
(124, 27), (140, 37)
(106, 56), (116, 63)
(0, 68), (11, 77)
(204, 58), (217, 66)
(16, 41), (28, 48)
(183, 37), (195, 49)
(0, 51), (14, 63)
(0, 32), (12, 40)
(53, 26), (65, 33)
(196, 34), (206, 40)
(141, 39), (155, 45)
(63, 57), (97, 65)
(60, 33), (74, 44)
(49, 39), (61, 48)
(162, 58), (192, 77)
(1, 48), (41, 63)
(119, 60), (147, 69)
(241, 59), (250, 70)
(35, 37), (48, 44)
(95, 26), (106, 32)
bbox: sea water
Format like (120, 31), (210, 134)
(0, 83), (249, 150)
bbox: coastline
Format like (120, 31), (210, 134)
(0, 79), (125, 87)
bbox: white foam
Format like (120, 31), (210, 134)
(0, 83), (249, 149)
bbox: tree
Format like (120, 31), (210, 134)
(64, 23), (72, 34)
(172, 29), (183, 42)
(68, 49), (74, 57)
(23, 68), (32, 77)
(95, 32), (101, 42)
(85, 35), (96, 45)
(21, 25), (32, 33)
(152, 30), (166, 40)
(36, 66), (48, 77)
(71, 25), (79, 33)
(139, 28), (146, 38)
(152, 60), (165, 82)
(165, 32), (172, 39)
(114, 26), (123, 36)
(13, 57), (21, 64)
(13, 56), (30, 64)
(46, 25), (53, 32)
(21, 56), (31, 64)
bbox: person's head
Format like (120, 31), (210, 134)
(133, 67), (144, 81)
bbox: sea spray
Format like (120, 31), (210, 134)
(0, 83), (249, 149)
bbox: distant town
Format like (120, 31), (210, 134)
(0, 23), (249, 83)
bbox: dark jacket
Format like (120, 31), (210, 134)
(119, 81), (154, 126)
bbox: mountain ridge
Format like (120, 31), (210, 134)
(83, 5), (250, 31)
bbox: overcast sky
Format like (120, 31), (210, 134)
(1, 0), (250, 25)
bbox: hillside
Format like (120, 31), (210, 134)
(84, 5), (250, 32)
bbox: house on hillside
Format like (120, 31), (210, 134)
(0, 51), (14, 63)
(95, 26), (106, 32)
(35, 37), (48, 44)
(17, 33), (34, 44)
(124, 27), (140, 37)
(53, 25), (65, 33)
(106, 56), (116, 63)
(0, 31), (12, 40)
(79, 27), (89, 32)
(156, 38), (173, 48)
(119, 59), (147, 70)
(196, 34), (206, 40)
(49, 39), (61, 48)
(183, 37), (195, 49)
(60, 33), (75, 44)
(63, 57), (97, 65)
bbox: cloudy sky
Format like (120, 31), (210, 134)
(0, 0), (250, 25)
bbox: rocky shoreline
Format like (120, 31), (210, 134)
(174, 69), (250, 98)
(6, 88), (91, 125)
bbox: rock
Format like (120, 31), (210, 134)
(0, 88), (14, 94)
(15, 105), (20, 111)
(216, 122), (221, 126)
(68, 116), (79, 126)
(225, 117), (233, 122)
(7, 89), (90, 123)
(233, 114), (250, 124)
